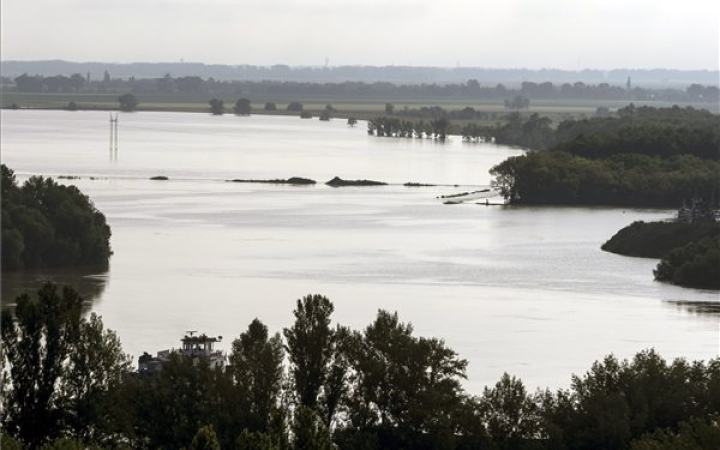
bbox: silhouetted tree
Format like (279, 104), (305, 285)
(117, 94), (137, 112)
(209, 98), (224, 115)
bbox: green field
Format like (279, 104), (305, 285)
(2, 91), (716, 122)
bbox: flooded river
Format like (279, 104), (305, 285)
(2, 110), (717, 393)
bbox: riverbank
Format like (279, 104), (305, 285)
(601, 221), (720, 258)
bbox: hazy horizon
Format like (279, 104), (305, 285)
(2, 0), (718, 71)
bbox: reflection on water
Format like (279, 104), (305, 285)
(665, 300), (720, 317)
(1, 265), (109, 312)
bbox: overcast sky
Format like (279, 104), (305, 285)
(2, 0), (718, 69)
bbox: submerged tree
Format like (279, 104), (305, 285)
(209, 98), (225, 115)
(234, 98), (252, 115)
(117, 93), (138, 112)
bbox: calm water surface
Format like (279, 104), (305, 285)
(2, 110), (718, 394)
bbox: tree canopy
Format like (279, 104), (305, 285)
(3, 287), (720, 450)
(489, 106), (720, 207)
(1, 165), (112, 271)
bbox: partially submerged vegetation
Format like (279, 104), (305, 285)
(1, 165), (112, 271)
(654, 236), (720, 289)
(3, 285), (720, 450)
(325, 176), (388, 187)
(490, 106), (720, 207)
(602, 221), (720, 258)
(228, 177), (317, 185)
(603, 221), (720, 290)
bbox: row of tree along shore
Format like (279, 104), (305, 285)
(3, 286), (719, 450)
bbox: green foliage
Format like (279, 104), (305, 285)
(287, 102), (303, 112)
(237, 429), (279, 450)
(40, 437), (86, 450)
(489, 152), (720, 207)
(209, 98), (225, 115)
(654, 236), (720, 289)
(504, 95), (530, 110)
(234, 98), (252, 115)
(190, 425), (221, 450)
(1, 433), (23, 450)
(117, 94), (137, 112)
(1, 284), (130, 450)
(539, 350), (719, 450)
(1, 165), (112, 271)
(344, 310), (468, 449)
(554, 105), (720, 160)
(230, 319), (284, 432)
(489, 106), (720, 207)
(629, 416), (720, 450)
(129, 354), (233, 450)
(480, 373), (539, 449)
(283, 295), (334, 410)
(366, 116), (449, 140)
(291, 407), (333, 450)
(264, 102), (277, 111)
(1, 284), (83, 448)
(4, 290), (720, 450)
(299, 111), (312, 119)
(60, 313), (132, 443)
(602, 221), (720, 258)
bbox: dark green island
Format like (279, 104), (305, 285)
(1, 164), (112, 272)
(486, 106), (720, 290)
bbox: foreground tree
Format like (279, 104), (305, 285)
(190, 425), (221, 450)
(60, 313), (132, 443)
(480, 373), (539, 450)
(1, 285), (83, 449)
(284, 295), (335, 410)
(292, 407), (333, 450)
(230, 319), (284, 432)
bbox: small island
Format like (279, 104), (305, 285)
(228, 177), (316, 185)
(602, 199), (719, 290)
(325, 176), (388, 187)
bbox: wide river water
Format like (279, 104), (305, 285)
(1, 110), (718, 394)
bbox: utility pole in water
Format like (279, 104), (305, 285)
(109, 113), (118, 160)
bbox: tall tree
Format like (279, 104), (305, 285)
(59, 313), (132, 443)
(291, 407), (333, 450)
(1, 284), (83, 449)
(283, 295), (334, 410)
(231, 319), (284, 432)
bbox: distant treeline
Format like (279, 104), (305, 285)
(3, 287), (720, 450)
(0, 165), (112, 271)
(3, 60), (718, 86)
(489, 106), (720, 207)
(5, 72), (719, 103)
